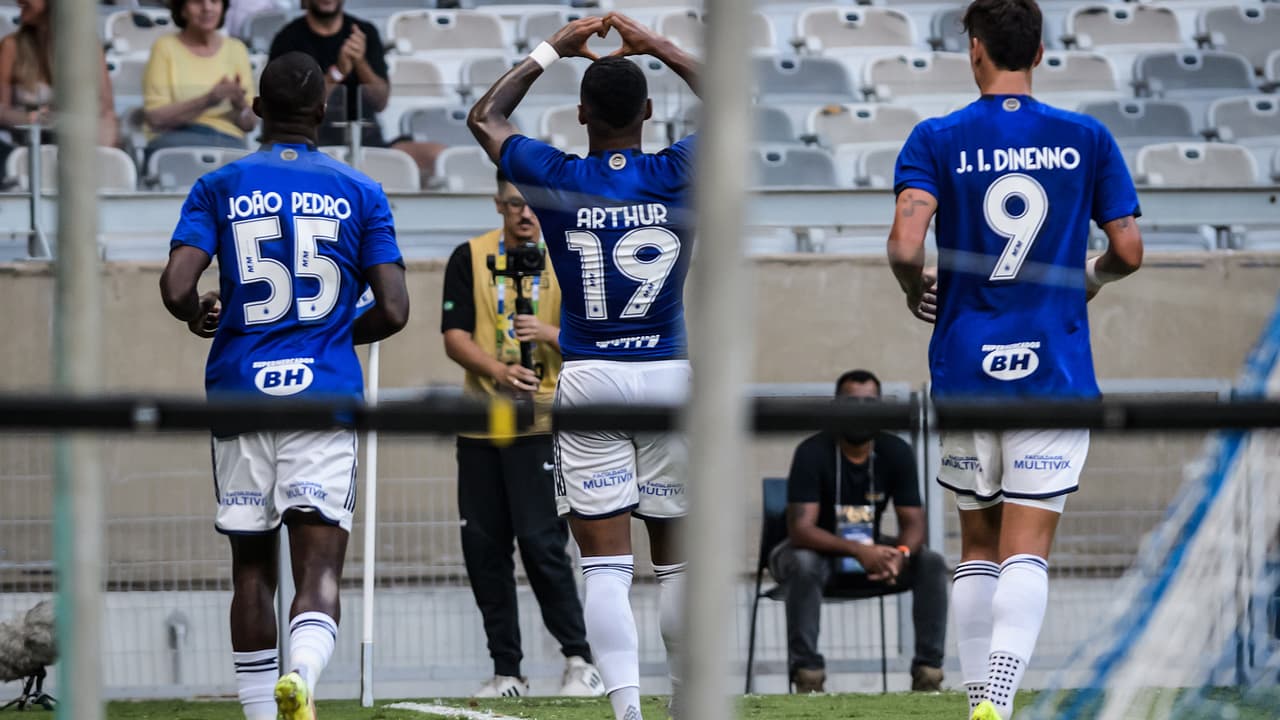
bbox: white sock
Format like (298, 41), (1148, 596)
(233, 649), (278, 720)
(582, 555), (641, 720)
(986, 554), (1049, 717)
(953, 560), (999, 711)
(653, 561), (686, 693)
(289, 611), (338, 693)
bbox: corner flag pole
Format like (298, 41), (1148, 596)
(360, 340), (381, 707)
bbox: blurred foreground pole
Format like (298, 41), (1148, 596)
(53, 0), (103, 715)
(681, 0), (755, 719)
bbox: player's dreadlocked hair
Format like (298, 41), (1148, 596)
(580, 57), (649, 131)
(963, 0), (1043, 72)
(258, 51), (326, 121)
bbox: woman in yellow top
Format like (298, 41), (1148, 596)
(143, 0), (256, 154)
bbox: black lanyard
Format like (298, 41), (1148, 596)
(835, 444), (882, 509)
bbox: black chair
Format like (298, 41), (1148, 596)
(744, 477), (909, 694)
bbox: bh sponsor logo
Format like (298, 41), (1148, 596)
(584, 468), (633, 490)
(942, 455), (981, 472)
(982, 342), (1040, 381)
(253, 357), (316, 396)
(1013, 454), (1071, 472)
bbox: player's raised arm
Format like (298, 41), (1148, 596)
(888, 189), (939, 324)
(605, 12), (700, 97)
(468, 17), (606, 164)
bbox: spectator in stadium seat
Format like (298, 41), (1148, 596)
(267, 0), (442, 182)
(770, 369), (949, 694)
(0, 0), (119, 161)
(439, 169), (603, 699)
(142, 0), (257, 154)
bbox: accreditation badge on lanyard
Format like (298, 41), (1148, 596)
(835, 446), (879, 574)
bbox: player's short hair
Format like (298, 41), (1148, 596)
(835, 369), (882, 396)
(258, 52), (325, 121)
(580, 57), (648, 130)
(963, 0), (1043, 72)
(170, 0), (229, 30)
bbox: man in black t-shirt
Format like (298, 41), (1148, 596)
(268, 0), (441, 176)
(770, 369), (948, 693)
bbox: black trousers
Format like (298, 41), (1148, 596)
(769, 536), (949, 674)
(457, 434), (591, 677)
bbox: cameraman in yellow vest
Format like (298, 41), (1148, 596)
(441, 170), (601, 698)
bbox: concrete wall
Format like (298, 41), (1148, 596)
(0, 254), (1276, 583)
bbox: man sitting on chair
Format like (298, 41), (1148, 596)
(770, 369), (948, 693)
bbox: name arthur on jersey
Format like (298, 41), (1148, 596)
(576, 203), (669, 230)
(954, 146), (1081, 175)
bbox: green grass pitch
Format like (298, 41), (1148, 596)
(103, 688), (1280, 719)
(105, 693), (991, 719)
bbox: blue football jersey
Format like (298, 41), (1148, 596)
(171, 144), (403, 399)
(500, 134), (696, 362)
(895, 95), (1140, 399)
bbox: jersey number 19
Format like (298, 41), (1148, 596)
(565, 227), (681, 321)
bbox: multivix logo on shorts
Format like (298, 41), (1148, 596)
(982, 342), (1040, 381)
(253, 357), (316, 396)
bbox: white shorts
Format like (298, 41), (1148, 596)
(213, 429), (358, 534)
(554, 359), (690, 520)
(937, 429), (1089, 512)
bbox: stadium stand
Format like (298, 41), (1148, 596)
(863, 52), (972, 115)
(851, 142), (900, 190)
(318, 146), (422, 191)
(5, 145), (138, 193)
(539, 103), (669, 154)
(145, 147), (253, 191)
(1137, 142), (1259, 187)
(928, 6), (967, 53)
(387, 9), (506, 54)
(808, 103), (920, 149)
(636, 55), (698, 121)
(401, 106), (476, 147)
(1196, 4), (1280, 74)
(1266, 49), (1280, 92)
(752, 146), (839, 189)
(1033, 51), (1121, 105)
(431, 145), (496, 192)
(755, 105), (800, 145)
(241, 9), (294, 54)
(104, 9), (173, 56)
(793, 6), (917, 54)
(517, 9), (623, 56)
(754, 56), (858, 126)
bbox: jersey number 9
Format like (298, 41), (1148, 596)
(565, 227), (682, 321)
(233, 216), (342, 325)
(984, 173), (1048, 282)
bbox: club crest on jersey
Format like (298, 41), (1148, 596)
(1003, 97), (1021, 112)
(608, 153), (627, 170)
(981, 342), (1040, 381)
(280, 148), (298, 161)
(253, 358), (316, 396)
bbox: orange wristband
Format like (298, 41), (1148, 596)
(898, 545), (911, 559)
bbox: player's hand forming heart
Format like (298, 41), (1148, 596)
(547, 16), (608, 61)
(604, 12), (664, 58)
(188, 291), (221, 339)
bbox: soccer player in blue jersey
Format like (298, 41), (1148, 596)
(888, 1), (1144, 718)
(159, 52), (409, 720)
(469, 14), (697, 720)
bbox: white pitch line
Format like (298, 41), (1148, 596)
(385, 701), (527, 719)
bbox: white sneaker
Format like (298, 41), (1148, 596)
(473, 675), (529, 698)
(558, 656), (604, 697)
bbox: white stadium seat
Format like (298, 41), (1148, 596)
(432, 145), (496, 192)
(6, 145), (139, 192)
(751, 146), (839, 189)
(538, 104), (668, 153)
(655, 9), (776, 57)
(808, 103), (920, 149)
(401, 105), (476, 146)
(794, 6), (916, 54)
(1136, 142), (1259, 187)
(104, 9), (173, 56)
(147, 147), (252, 192)
(353, 147), (421, 192)
(1196, 5), (1280, 74)
(387, 10), (506, 55)
(1034, 51), (1121, 105)
(1065, 4), (1183, 49)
